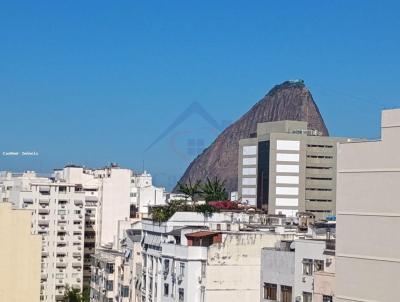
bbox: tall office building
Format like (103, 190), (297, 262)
(336, 109), (400, 302)
(238, 120), (349, 219)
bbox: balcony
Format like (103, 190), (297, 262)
(74, 199), (83, 206)
(57, 252), (66, 257)
(41, 274), (48, 280)
(41, 251), (49, 257)
(72, 262), (82, 268)
(85, 195), (98, 202)
(57, 241), (67, 247)
(161, 243), (208, 260)
(23, 198), (34, 204)
(56, 262), (67, 268)
(38, 220), (50, 227)
(39, 199), (49, 205)
(38, 209), (50, 215)
(57, 230), (67, 236)
(73, 252), (81, 258)
(39, 186), (51, 194)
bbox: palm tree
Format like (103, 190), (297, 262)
(177, 178), (202, 202)
(201, 177), (228, 202)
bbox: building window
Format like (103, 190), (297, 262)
(281, 285), (292, 302)
(163, 259), (170, 274)
(227, 224), (231, 231)
(314, 259), (324, 272)
(178, 288), (184, 302)
(303, 292), (312, 302)
(179, 262), (185, 277)
(302, 259), (313, 276)
(106, 263), (114, 274)
(323, 295), (333, 302)
(163, 283), (169, 296)
(122, 286), (129, 297)
(201, 262), (206, 278)
(216, 224), (221, 231)
(106, 280), (113, 291)
(263, 283), (277, 300)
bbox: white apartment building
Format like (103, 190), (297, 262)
(130, 171), (166, 217)
(0, 164), (166, 301)
(90, 228), (142, 302)
(140, 211), (296, 302)
(0, 172), (86, 302)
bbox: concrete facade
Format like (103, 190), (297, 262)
(261, 242), (295, 302)
(140, 212), (295, 302)
(0, 202), (41, 302)
(238, 120), (349, 220)
(336, 109), (400, 302)
(260, 232), (335, 302)
(294, 240), (332, 302)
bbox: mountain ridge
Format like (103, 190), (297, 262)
(175, 80), (329, 193)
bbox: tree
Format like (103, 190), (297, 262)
(201, 177), (228, 202)
(177, 178), (202, 202)
(63, 286), (89, 302)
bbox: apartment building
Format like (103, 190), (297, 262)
(238, 120), (349, 220)
(261, 224), (335, 302)
(0, 164), (166, 301)
(90, 228), (142, 302)
(336, 109), (400, 302)
(140, 211), (296, 302)
(57, 165), (166, 285)
(0, 202), (41, 302)
(261, 241), (295, 302)
(0, 172), (86, 301)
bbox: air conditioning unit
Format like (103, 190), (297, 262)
(177, 275), (183, 282)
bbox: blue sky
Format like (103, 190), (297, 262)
(1, 1), (399, 188)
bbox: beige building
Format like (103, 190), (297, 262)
(0, 202), (41, 302)
(313, 242), (335, 302)
(336, 109), (400, 302)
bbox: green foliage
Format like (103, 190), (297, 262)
(63, 286), (89, 302)
(195, 203), (219, 218)
(150, 200), (219, 222)
(177, 177), (228, 202)
(201, 177), (228, 202)
(177, 178), (202, 201)
(151, 206), (171, 223)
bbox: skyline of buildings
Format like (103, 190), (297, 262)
(0, 108), (399, 302)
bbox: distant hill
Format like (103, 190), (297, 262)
(174, 80), (329, 193)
